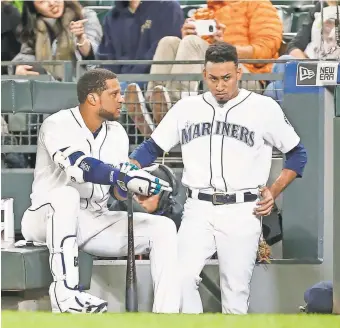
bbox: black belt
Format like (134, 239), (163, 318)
(188, 189), (258, 205)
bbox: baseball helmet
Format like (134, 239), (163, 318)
(110, 164), (182, 219)
(149, 164), (179, 214)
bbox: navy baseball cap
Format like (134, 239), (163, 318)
(304, 281), (333, 314)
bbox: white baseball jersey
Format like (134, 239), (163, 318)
(31, 106), (129, 210)
(152, 89), (300, 192)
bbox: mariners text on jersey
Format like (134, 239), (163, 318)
(150, 88), (301, 191)
(181, 120), (255, 147)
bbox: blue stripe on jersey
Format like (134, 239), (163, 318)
(284, 142), (307, 178)
(129, 138), (163, 168)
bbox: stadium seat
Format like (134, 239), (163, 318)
(96, 8), (110, 24)
(1, 80), (33, 113)
(275, 5), (294, 33)
(271, 0), (314, 8)
(181, 4), (207, 19)
(297, 4), (315, 12)
(291, 11), (309, 33)
(83, 5), (112, 25)
(31, 81), (78, 113)
(80, 0), (114, 6)
(180, 0), (206, 5)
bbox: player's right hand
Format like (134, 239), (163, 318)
(116, 163), (172, 197)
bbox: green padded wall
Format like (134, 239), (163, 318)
(1, 80), (79, 114)
(335, 86), (340, 117)
(1, 80), (32, 113)
(31, 81), (78, 113)
(1, 248), (93, 291)
(1, 170), (34, 233)
(334, 117), (340, 312)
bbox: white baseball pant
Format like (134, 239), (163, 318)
(21, 186), (180, 313)
(178, 195), (262, 314)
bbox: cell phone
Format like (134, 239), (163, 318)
(192, 19), (217, 36)
(29, 64), (48, 75)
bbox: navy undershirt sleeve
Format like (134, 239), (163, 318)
(55, 148), (120, 185)
(284, 142), (307, 178)
(129, 138), (164, 168)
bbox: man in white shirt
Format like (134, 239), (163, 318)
(129, 42), (308, 314)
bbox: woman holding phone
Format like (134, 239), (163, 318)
(13, 0), (102, 80)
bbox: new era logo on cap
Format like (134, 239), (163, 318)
(296, 63), (317, 86)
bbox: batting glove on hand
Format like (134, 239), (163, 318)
(116, 163), (172, 197)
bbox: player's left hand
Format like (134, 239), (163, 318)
(116, 163), (172, 197)
(253, 186), (274, 217)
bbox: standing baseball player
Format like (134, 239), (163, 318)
(129, 42), (308, 314)
(20, 69), (180, 314)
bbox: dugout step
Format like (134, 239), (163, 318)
(1, 246), (93, 291)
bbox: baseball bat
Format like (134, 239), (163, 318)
(125, 191), (138, 312)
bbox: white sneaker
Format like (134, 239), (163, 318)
(50, 284), (108, 313)
(124, 83), (155, 136)
(150, 86), (172, 124)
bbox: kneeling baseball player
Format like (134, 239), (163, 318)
(129, 42), (308, 314)
(20, 69), (180, 314)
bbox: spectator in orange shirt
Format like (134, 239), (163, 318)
(126, 0), (282, 135)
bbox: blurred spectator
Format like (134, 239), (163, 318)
(97, 0), (184, 136)
(1, 116), (28, 168)
(1, 0), (22, 75)
(287, 1), (339, 60)
(264, 1), (340, 103)
(128, 0), (282, 133)
(97, 0), (183, 77)
(12, 0), (102, 80)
